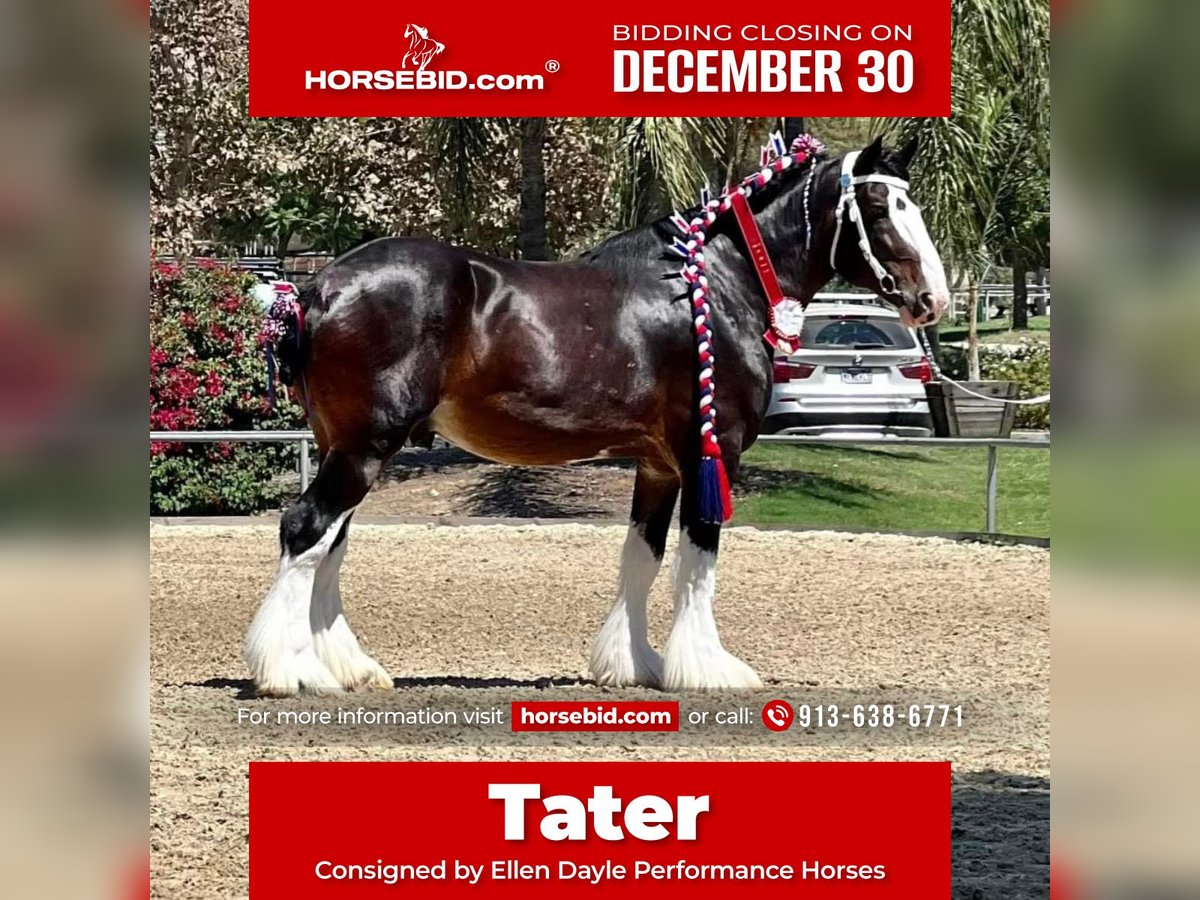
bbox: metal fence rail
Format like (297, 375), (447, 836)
(151, 429), (316, 497)
(755, 434), (1049, 533)
(150, 431), (1049, 535)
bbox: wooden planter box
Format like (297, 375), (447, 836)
(925, 381), (1018, 438)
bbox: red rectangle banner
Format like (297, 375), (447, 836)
(248, 0), (951, 117)
(250, 761), (950, 897)
(511, 701), (680, 732)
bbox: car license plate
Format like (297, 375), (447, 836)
(842, 369), (873, 384)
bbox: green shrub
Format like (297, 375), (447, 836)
(150, 260), (306, 514)
(941, 339), (1050, 430)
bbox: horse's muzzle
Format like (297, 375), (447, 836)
(901, 291), (946, 328)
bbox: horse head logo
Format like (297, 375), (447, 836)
(402, 23), (446, 72)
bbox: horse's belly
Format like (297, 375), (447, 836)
(428, 397), (648, 466)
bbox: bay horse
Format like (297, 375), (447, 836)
(402, 24), (445, 72)
(245, 135), (949, 697)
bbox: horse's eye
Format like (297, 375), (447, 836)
(896, 197), (908, 212)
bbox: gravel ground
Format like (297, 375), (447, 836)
(151, 523), (1049, 899)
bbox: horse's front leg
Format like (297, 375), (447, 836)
(662, 453), (762, 691)
(310, 516), (393, 692)
(590, 463), (679, 688)
(244, 451), (380, 697)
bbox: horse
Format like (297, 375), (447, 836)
(402, 24), (445, 72)
(244, 135), (949, 697)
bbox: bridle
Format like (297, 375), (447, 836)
(828, 149), (911, 300)
(724, 147), (914, 356)
(821, 154), (1052, 408)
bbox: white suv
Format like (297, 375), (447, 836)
(763, 299), (934, 437)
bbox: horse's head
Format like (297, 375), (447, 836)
(829, 137), (949, 327)
(405, 23), (427, 39)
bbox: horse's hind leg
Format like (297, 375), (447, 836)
(590, 463), (679, 688)
(244, 450), (381, 697)
(310, 515), (392, 691)
(662, 454), (762, 691)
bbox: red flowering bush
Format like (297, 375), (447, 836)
(150, 260), (306, 514)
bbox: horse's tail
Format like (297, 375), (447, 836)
(272, 282), (317, 387)
(260, 281), (317, 413)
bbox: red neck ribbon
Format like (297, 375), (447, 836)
(729, 191), (806, 353)
(730, 190), (785, 305)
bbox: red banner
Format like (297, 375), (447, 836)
(248, 0), (951, 117)
(250, 761), (950, 897)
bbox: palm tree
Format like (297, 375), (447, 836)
(518, 118), (549, 260)
(883, 0), (1049, 377)
(607, 118), (749, 229)
(425, 117), (502, 245)
(425, 117), (786, 258)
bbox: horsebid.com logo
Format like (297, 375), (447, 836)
(304, 22), (547, 92)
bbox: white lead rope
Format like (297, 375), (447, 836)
(919, 329), (1051, 406)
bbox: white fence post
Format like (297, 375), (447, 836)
(986, 444), (998, 534)
(299, 437), (311, 494)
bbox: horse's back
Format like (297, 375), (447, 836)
(312, 237), (473, 312)
(304, 236), (694, 466)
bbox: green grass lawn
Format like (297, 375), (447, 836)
(939, 315), (1050, 345)
(735, 443), (1049, 538)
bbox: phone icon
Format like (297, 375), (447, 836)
(761, 699), (794, 732)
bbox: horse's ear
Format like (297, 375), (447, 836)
(853, 136), (885, 175)
(898, 135), (920, 168)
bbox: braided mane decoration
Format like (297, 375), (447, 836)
(667, 132), (826, 524)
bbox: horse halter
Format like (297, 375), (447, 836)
(829, 150), (912, 299)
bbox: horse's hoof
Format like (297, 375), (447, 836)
(661, 643), (763, 692)
(254, 679), (344, 698)
(330, 655), (393, 692)
(255, 683), (297, 699)
(590, 645), (663, 689)
(353, 665), (394, 692)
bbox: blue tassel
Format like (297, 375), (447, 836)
(698, 456), (732, 524)
(265, 345), (276, 411)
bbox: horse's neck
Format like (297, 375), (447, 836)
(753, 167), (837, 301)
(584, 166), (834, 304)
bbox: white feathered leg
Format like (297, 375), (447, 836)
(590, 524), (664, 688)
(310, 528), (392, 691)
(662, 530), (762, 691)
(244, 512), (350, 697)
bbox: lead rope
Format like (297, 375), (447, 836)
(918, 329), (1051, 406)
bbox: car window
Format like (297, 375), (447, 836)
(801, 316), (916, 349)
